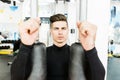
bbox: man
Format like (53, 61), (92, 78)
(11, 14), (105, 80)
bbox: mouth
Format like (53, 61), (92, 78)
(58, 36), (64, 39)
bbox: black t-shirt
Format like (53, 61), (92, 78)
(11, 43), (105, 80)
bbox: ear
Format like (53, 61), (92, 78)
(50, 30), (52, 35)
(48, 30), (52, 37)
(67, 28), (69, 34)
(50, 29), (52, 34)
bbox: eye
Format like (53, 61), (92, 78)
(62, 27), (67, 30)
(53, 27), (59, 30)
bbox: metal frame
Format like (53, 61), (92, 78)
(30, 0), (38, 18)
(76, 0), (87, 21)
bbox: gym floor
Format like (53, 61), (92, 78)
(0, 55), (120, 80)
(107, 56), (120, 80)
(0, 55), (13, 80)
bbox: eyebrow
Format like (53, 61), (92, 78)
(53, 26), (68, 29)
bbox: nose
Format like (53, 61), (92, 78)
(58, 29), (63, 35)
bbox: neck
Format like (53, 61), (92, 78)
(53, 42), (66, 47)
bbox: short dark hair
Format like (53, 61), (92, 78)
(50, 14), (68, 28)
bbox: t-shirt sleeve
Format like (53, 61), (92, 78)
(85, 47), (105, 80)
(11, 43), (33, 80)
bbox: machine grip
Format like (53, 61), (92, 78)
(28, 42), (46, 80)
(69, 42), (86, 80)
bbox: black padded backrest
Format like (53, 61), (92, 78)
(28, 42), (46, 80)
(69, 42), (86, 80)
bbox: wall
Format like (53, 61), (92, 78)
(0, 1), (22, 23)
(0, 1), (22, 40)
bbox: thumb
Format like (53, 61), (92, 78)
(34, 17), (41, 25)
(76, 21), (81, 28)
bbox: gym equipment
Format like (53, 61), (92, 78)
(69, 42), (86, 80)
(28, 42), (46, 80)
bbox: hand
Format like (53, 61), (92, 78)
(77, 21), (97, 51)
(19, 17), (41, 45)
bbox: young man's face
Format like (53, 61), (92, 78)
(50, 21), (68, 45)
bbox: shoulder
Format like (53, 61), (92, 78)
(47, 45), (53, 51)
(47, 45), (53, 48)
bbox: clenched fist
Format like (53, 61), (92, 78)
(19, 17), (41, 45)
(77, 21), (97, 51)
